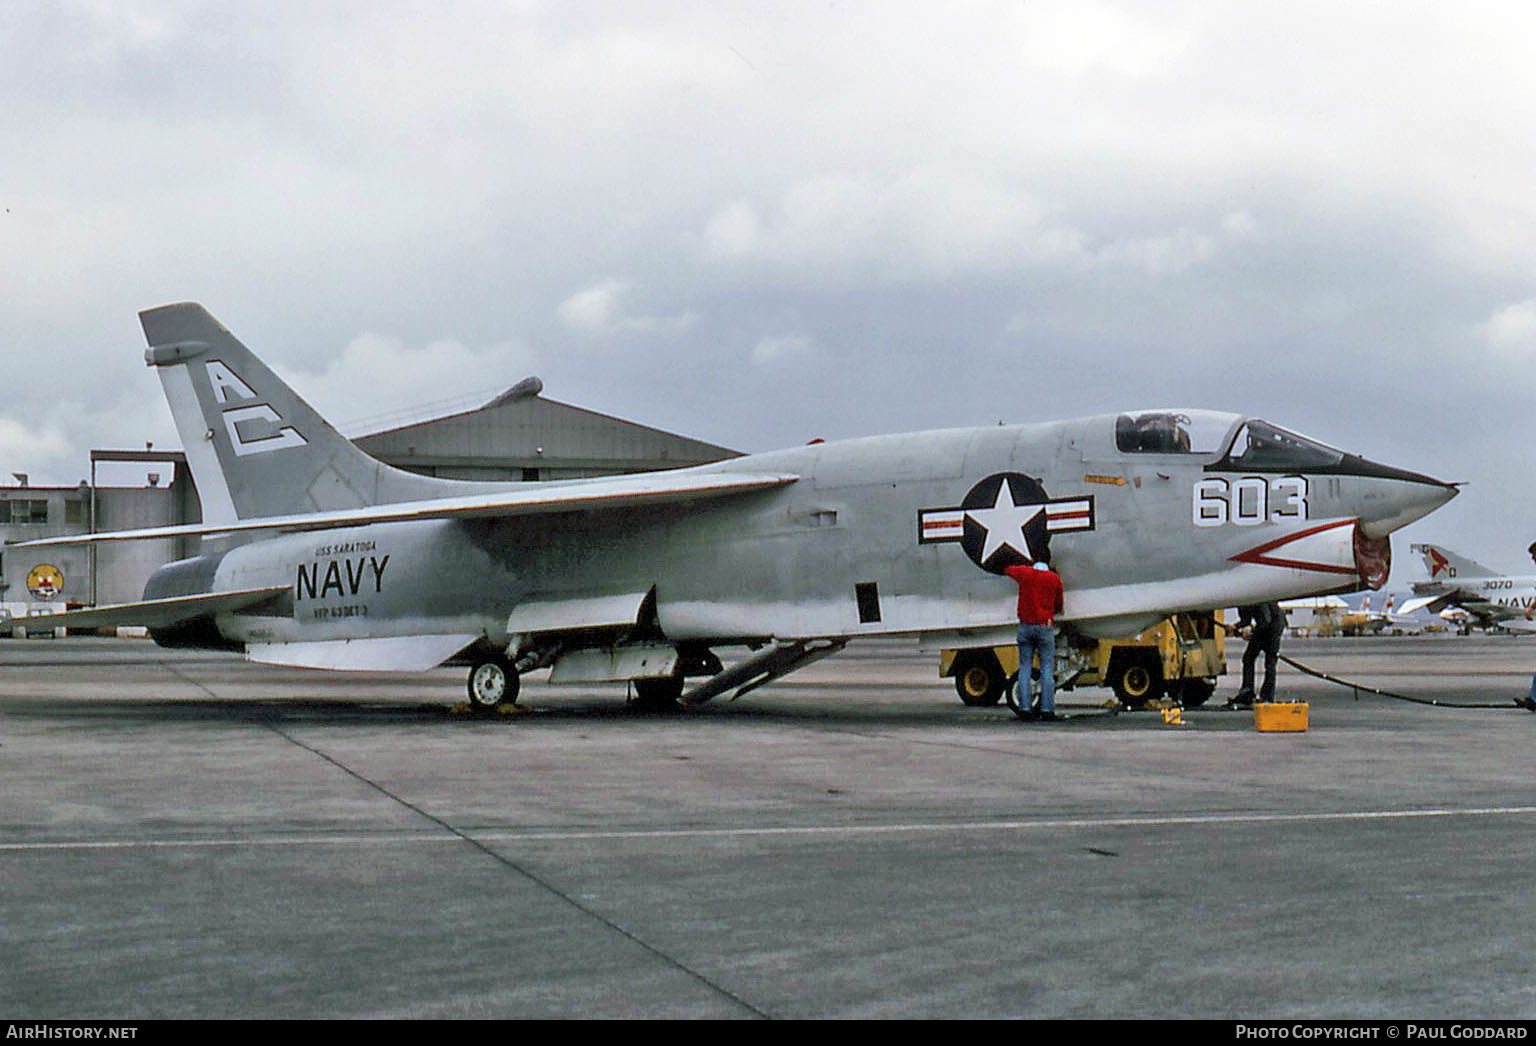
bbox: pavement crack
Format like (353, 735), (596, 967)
(158, 660), (221, 700)
(264, 723), (773, 1019)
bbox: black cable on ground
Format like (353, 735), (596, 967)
(1210, 618), (1534, 712)
(1277, 653), (1536, 712)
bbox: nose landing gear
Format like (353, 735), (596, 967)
(467, 653), (520, 712)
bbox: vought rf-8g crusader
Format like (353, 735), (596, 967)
(14, 304), (1458, 712)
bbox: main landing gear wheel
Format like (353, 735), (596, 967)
(630, 673), (685, 711)
(1111, 660), (1159, 709)
(951, 650), (1006, 707)
(1004, 670), (1041, 718)
(1177, 678), (1216, 708)
(467, 654), (519, 712)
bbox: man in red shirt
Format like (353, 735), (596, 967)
(1003, 554), (1065, 721)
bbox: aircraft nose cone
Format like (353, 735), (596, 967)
(1354, 458), (1459, 538)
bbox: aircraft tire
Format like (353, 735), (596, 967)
(952, 650), (1006, 706)
(1110, 658), (1160, 708)
(467, 654), (519, 711)
(1178, 678), (1216, 707)
(631, 674), (685, 707)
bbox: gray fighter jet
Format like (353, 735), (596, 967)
(13, 304), (1458, 710)
(1400, 542), (1536, 633)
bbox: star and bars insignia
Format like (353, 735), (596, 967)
(918, 472), (1095, 574)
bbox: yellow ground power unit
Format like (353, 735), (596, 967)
(939, 610), (1226, 709)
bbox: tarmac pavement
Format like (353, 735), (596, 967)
(1, 634), (1533, 1019)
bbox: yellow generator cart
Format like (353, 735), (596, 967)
(940, 610), (1226, 709)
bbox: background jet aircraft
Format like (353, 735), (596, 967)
(1340, 591), (1428, 634)
(12, 304), (1458, 709)
(1400, 542), (1536, 634)
(1278, 591), (1426, 636)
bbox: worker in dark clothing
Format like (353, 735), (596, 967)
(1003, 554), (1065, 721)
(1229, 601), (1287, 706)
(1522, 543), (1536, 711)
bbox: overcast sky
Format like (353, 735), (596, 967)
(3, 1), (1535, 575)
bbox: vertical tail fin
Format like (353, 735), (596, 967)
(141, 303), (473, 522)
(1410, 542), (1497, 581)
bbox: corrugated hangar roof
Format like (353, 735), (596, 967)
(355, 382), (741, 480)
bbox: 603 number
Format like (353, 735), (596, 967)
(1193, 476), (1307, 527)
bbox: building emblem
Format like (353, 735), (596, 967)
(27, 563), (64, 600)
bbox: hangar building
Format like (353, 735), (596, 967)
(0, 383), (739, 615)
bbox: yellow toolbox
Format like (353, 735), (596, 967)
(1254, 702), (1309, 732)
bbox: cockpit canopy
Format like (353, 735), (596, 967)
(1113, 411), (1241, 455)
(1113, 410), (1347, 470)
(1218, 419), (1345, 471)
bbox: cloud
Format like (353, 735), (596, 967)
(0, 417), (74, 481)
(274, 331), (540, 434)
(1221, 211), (1259, 239)
(703, 202), (763, 258)
(702, 173), (1267, 283)
(558, 280), (627, 332)
(1092, 228), (1217, 276)
(557, 280), (697, 335)
(751, 334), (814, 365)
(6, 1), (1536, 574)
(698, 168), (1079, 282)
(1480, 300), (1536, 359)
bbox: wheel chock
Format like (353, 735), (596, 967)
(449, 701), (529, 718)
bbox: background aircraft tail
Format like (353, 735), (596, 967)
(141, 303), (482, 523)
(1411, 542), (1497, 581)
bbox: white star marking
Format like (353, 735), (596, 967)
(965, 481), (1045, 564)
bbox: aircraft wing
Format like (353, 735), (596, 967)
(1399, 589), (1523, 628)
(6, 470), (799, 548)
(7, 586), (290, 630)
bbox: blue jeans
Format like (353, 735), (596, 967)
(1017, 623), (1056, 713)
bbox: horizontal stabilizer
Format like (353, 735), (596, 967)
(7, 470), (798, 548)
(246, 634), (479, 671)
(8, 586), (289, 631)
(1396, 595), (1445, 616)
